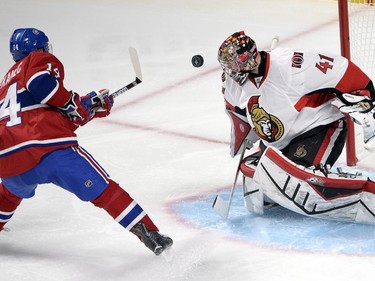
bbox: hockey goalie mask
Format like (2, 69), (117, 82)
(218, 31), (259, 85)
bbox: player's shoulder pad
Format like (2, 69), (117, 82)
(28, 52), (62, 66)
(27, 52), (65, 80)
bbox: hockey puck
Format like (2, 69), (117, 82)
(192, 55), (204, 67)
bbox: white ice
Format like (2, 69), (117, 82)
(1, 0), (375, 280)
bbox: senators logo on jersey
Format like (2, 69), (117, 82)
(291, 52), (304, 68)
(248, 96), (284, 142)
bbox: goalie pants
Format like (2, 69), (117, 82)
(260, 118), (347, 167)
(0, 146), (157, 232)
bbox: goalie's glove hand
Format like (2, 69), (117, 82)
(88, 89), (114, 118)
(333, 91), (374, 114)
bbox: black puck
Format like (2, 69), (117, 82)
(192, 55), (204, 67)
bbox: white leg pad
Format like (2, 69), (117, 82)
(243, 176), (265, 214)
(251, 146), (375, 224)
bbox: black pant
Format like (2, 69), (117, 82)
(260, 119), (347, 167)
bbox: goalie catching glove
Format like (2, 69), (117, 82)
(332, 90), (375, 144)
(58, 89), (114, 126)
(333, 90), (374, 114)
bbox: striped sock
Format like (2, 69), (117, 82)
(0, 183), (22, 231)
(91, 179), (158, 232)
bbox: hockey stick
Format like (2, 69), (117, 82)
(93, 47), (142, 108)
(110, 47), (143, 98)
(110, 76), (142, 98)
(212, 140), (248, 219)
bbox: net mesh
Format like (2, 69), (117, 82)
(347, 1), (375, 159)
(348, 1), (375, 80)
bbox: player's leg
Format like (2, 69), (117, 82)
(90, 179), (173, 255)
(1, 169), (40, 231)
(0, 182), (23, 231)
(46, 146), (172, 255)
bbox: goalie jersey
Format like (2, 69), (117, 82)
(222, 48), (374, 157)
(0, 52), (78, 178)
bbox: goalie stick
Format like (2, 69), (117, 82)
(212, 140), (248, 219)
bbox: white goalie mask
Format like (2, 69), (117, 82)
(218, 31), (259, 85)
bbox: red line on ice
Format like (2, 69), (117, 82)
(105, 17), (340, 144)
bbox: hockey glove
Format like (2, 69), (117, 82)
(58, 91), (94, 126)
(333, 91), (374, 114)
(87, 89), (114, 118)
(58, 89), (114, 126)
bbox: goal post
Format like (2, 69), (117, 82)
(338, 0), (375, 166)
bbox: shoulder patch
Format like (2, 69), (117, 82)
(291, 52), (304, 68)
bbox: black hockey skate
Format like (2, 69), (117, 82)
(131, 222), (173, 256)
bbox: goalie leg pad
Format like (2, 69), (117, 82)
(243, 176), (270, 215)
(241, 157), (265, 214)
(253, 146), (375, 224)
(240, 153), (276, 214)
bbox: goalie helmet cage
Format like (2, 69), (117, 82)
(338, 0), (375, 166)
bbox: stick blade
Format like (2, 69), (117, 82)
(212, 195), (229, 220)
(128, 47), (143, 81)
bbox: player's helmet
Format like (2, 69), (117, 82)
(10, 28), (51, 62)
(218, 31), (259, 85)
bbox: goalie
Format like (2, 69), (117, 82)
(217, 31), (375, 224)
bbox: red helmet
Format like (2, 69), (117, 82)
(218, 31), (259, 85)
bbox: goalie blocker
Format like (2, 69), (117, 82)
(241, 146), (375, 224)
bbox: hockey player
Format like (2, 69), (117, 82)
(216, 31), (375, 223)
(218, 30), (375, 167)
(0, 28), (173, 256)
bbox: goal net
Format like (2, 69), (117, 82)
(339, 0), (375, 165)
(348, 1), (375, 79)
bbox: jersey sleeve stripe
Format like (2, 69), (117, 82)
(26, 70), (50, 88)
(26, 70), (59, 104)
(40, 83), (59, 104)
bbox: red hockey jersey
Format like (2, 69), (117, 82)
(0, 52), (78, 178)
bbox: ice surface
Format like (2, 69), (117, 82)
(1, 1), (375, 280)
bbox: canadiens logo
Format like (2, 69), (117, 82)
(248, 96), (284, 142)
(292, 52), (304, 68)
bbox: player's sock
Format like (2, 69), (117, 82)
(90, 179), (158, 232)
(0, 183), (23, 231)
